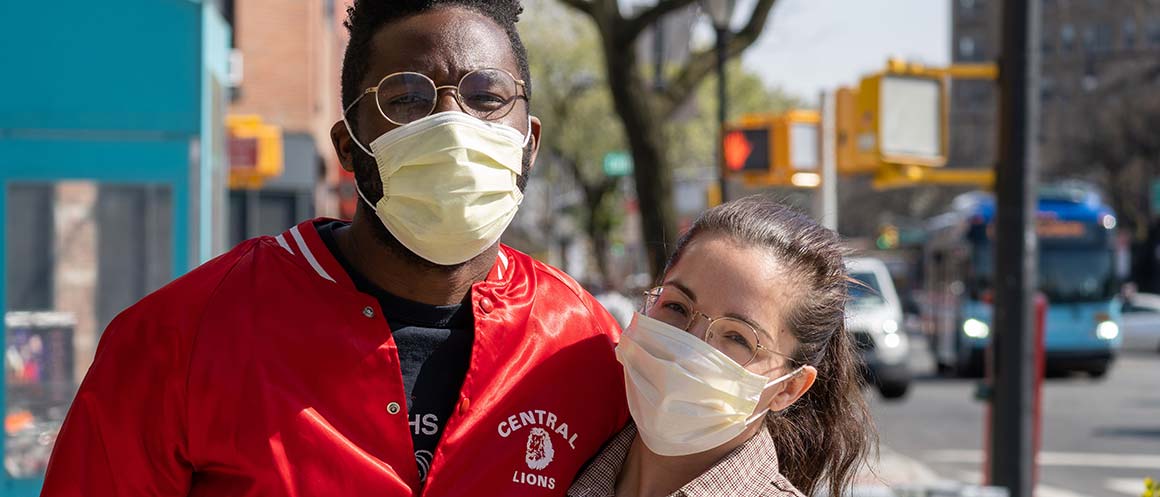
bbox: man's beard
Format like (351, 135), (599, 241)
(351, 142), (532, 270)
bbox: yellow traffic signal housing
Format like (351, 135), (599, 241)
(835, 87), (873, 175)
(771, 110), (821, 188)
(227, 115), (284, 189)
(871, 163), (994, 190)
(721, 113), (776, 179)
(725, 111), (821, 189)
(854, 62), (949, 169)
(772, 110), (819, 172)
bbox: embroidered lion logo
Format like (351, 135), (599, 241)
(415, 450), (434, 483)
(525, 427), (555, 470)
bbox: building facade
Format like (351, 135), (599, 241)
(949, 0), (1160, 170)
(225, 0), (348, 245)
(1, 0), (233, 492)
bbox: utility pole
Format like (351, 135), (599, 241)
(818, 90), (838, 232)
(715, 25), (729, 204)
(991, 0), (1041, 495)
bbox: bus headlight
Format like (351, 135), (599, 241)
(963, 318), (990, 339)
(1096, 321), (1119, 340)
(882, 319), (899, 334)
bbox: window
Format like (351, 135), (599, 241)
(958, 0), (982, 19)
(1041, 76), (1056, 101)
(959, 36), (978, 61)
(1042, 31), (1055, 56)
(1123, 19), (1137, 49)
(1061, 24), (1076, 51)
(1149, 20), (1160, 47)
(1097, 23), (1114, 53)
(1083, 25), (1098, 52)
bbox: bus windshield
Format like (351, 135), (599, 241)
(972, 243), (1116, 303)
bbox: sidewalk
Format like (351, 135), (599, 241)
(845, 445), (947, 497)
(847, 447), (1099, 497)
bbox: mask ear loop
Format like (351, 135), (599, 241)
(342, 116), (374, 157)
(341, 94), (381, 213)
(744, 365), (807, 424)
(341, 93), (375, 157)
(521, 114), (533, 148)
(353, 177), (380, 214)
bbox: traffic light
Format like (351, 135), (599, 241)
(773, 110), (821, 188)
(719, 119), (774, 176)
(854, 60), (948, 170)
(876, 224), (900, 249)
(227, 115), (284, 189)
(722, 111), (821, 188)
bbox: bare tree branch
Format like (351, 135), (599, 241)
(658, 0), (778, 116)
(619, 0), (700, 47)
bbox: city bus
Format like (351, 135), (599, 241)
(922, 184), (1123, 377)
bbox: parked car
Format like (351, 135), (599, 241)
(1121, 293), (1160, 353)
(845, 257), (912, 399)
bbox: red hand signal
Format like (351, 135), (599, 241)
(723, 131), (753, 171)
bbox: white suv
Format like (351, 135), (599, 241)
(845, 257), (912, 399)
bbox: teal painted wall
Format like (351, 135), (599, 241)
(0, 0), (230, 492)
(0, 0), (203, 134)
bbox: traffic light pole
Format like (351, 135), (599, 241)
(716, 26), (729, 204)
(991, 0), (1041, 495)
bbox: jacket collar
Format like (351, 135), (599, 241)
(273, 219), (513, 292)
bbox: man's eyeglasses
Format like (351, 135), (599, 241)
(344, 68), (528, 126)
(643, 287), (799, 367)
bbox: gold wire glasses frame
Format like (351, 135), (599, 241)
(343, 68), (529, 126)
(643, 287), (799, 367)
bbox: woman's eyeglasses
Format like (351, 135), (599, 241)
(643, 287), (799, 367)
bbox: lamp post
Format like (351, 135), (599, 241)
(703, 0), (736, 204)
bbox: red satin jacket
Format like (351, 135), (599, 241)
(41, 219), (629, 497)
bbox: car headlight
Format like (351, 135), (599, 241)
(882, 319), (899, 334)
(963, 318), (990, 339)
(1096, 321), (1119, 340)
(883, 333), (902, 348)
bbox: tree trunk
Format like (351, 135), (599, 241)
(604, 43), (678, 279)
(587, 208), (613, 287)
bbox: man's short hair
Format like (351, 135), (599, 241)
(340, 0), (532, 128)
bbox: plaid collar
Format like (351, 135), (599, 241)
(567, 423), (804, 497)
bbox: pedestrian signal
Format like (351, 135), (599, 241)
(854, 61), (948, 170)
(723, 112), (821, 189)
(722, 128), (770, 174)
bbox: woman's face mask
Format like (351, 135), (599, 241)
(616, 312), (804, 456)
(616, 236), (814, 456)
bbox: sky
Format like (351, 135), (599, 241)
(721, 0), (951, 104)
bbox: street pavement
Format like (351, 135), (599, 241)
(864, 332), (1160, 497)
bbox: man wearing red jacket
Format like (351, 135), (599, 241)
(41, 1), (629, 495)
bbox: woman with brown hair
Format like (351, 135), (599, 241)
(568, 195), (875, 497)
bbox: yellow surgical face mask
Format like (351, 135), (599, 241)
(616, 312), (805, 456)
(343, 111), (530, 266)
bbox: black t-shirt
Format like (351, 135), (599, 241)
(315, 221), (473, 483)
